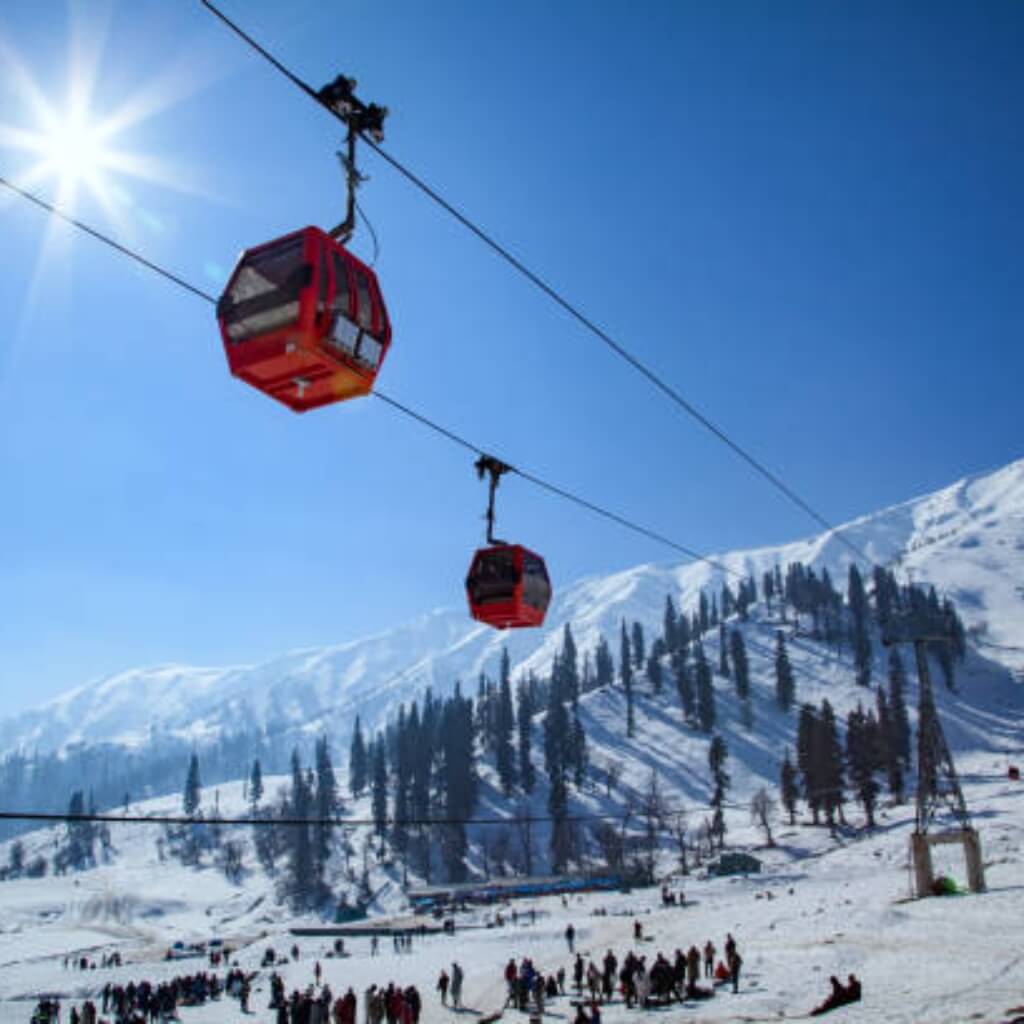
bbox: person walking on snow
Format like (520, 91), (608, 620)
(436, 971), (449, 1007)
(703, 941), (715, 978)
(728, 950), (742, 994)
(450, 962), (464, 1009)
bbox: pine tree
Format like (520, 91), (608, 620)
(548, 772), (572, 872)
(439, 685), (477, 882)
(848, 565), (873, 687)
(718, 622), (730, 678)
(780, 749), (799, 824)
(287, 748), (315, 909)
(631, 621), (645, 669)
(887, 647), (912, 767)
(647, 653), (663, 695)
(818, 700), (846, 832)
(695, 643), (715, 732)
(249, 759), (264, 808)
(672, 646), (695, 720)
(314, 736), (337, 892)
(349, 717), (368, 798)
(699, 591), (710, 634)
(183, 753), (201, 818)
(708, 735), (730, 848)
(561, 626), (580, 707)
(594, 634), (615, 689)
(678, 612), (691, 651)
(371, 737), (388, 836)
(621, 621), (635, 737)
(570, 707), (588, 789)
(730, 630), (750, 700)
(763, 570), (775, 614)
(875, 686), (904, 802)
(664, 595), (679, 652)
(721, 583), (735, 620)
(872, 565), (896, 629)
(846, 705), (879, 827)
(496, 663), (518, 796)
(66, 790), (91, 870)
(796, 704), (821, 824)
(730, 629), (752, 727)
(516, 679), (535, 794)
(544, 685), (570, 783)
(774, 631), (796, 711)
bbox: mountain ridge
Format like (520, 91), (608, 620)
(3, 456), (1022, 758)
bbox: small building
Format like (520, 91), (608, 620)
(708, 852), (762, 877)
(407, 873), (626, 914)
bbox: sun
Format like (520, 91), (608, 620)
(38, 106), (112, 191)
(0, 20), (215, 235)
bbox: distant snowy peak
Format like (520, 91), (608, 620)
(1, 457), (1022, 756)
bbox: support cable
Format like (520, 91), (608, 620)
(1, 174), (743, 583)
(196, 0), (874, 568)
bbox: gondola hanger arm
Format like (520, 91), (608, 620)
(475, 454), (512, 545)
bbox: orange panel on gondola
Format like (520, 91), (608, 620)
(466, 544), (551, 629)
(216, 226), (391, 413)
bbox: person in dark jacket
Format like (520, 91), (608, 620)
(810, 976), (847, 1016)
(728, 950), (742, 994)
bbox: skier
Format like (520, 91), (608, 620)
(565, 922), (576, 952)
(436, 970), (449, 1007)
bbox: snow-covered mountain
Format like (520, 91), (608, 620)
(3, 457), (1023, 758)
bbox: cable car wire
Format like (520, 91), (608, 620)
(2, 176), (899, 690)
(2, 170), (898, 690)
(355, 199), (380, 267)
(195, 0), (874, 569)
(0, 174), (217, 305)
(0, 174), (743, 584)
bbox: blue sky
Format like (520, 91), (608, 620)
(1, 0), (1021, 715)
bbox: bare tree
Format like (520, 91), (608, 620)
(591, 821), (625, 872)
(638, 770), (668, 882)
(667, 807), (690, 875)
(492, 829), (511, 877)
(604, 758), (623, 798)
(514, 803), (536, 877)
(693, 816), (715, 866)
(750, 787), (778, 847)
(218, 838), (246, 884)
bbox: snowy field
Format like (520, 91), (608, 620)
(1, 759), (1022, 1024)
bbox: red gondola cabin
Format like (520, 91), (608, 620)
(216, 226), (391, 412)
(466, 544), (551, 629)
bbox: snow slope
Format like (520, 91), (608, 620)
(1, 456), (1023, 1021)
(2, 458), (1023, 759)
(0, 754), (1021, 1023)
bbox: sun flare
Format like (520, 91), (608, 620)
(39, 107), (111, 189)
(0, 21), (212, 237)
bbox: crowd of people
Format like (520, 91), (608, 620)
(32, 966), (254, 1024)
(28, 899), (865, 1024)
(490, 927), (744, 1021)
